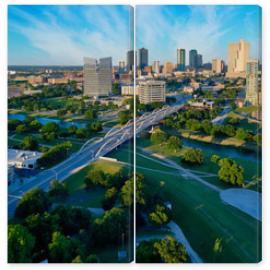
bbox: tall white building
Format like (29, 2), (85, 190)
(245, 59), (261, 106)
(212, 58), (224, 74)
(226, 39), (250, 78)
(152, 61), (160, 74)
(139, 80), (166, 104)
(83, 57), (112, 97)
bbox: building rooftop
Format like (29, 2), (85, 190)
(8, 149), (42, 165)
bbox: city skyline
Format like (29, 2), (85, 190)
(136, 5), (261, 64)
(8, 5), (133, 65)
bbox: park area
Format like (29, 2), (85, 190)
(107, 138), (261, 263)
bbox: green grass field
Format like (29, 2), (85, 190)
(108, 141), (261, 263)
(61, 159), (126, 208)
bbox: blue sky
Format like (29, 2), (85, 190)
(8, 5), (133, 65)
(8, 5), (261, 66)
(136, 5), (262, 65)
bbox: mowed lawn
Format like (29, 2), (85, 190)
(137, 137), (261, 192)
(62, 160), (125, 208)
(108, 143), (261, 263)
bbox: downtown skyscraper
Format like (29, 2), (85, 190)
(177, 49), (185, 71)
(189, 49), (198, 69)
(137, 48), (148, 70)
(83, 57), (112, 97)
(226, 39), (250, 78)
(127, 50), (134, 72)
(245, 59), (261, 106)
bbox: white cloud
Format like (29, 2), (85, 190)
(9, 6), (133, 65)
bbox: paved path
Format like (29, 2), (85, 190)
(220, 188), (262, 221)
(138, 149), (222, 192)
(168, 221), (203, 263)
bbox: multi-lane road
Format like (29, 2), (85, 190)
(8, 99), (188, 218)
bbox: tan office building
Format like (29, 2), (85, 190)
(212, 58), (224, 74)
(163, 62), (174, 74)
(139, 80), (166, 104)
(226, 39), (250, 78)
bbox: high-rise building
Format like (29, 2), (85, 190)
(212, 59), (224, 74)
(137, 48), (148, 70)
(127, 50), (134, 72)
(245, 59), (261, 106)
(152, 60), (160, 74)
(83, 57), (112, 97)
(119, 61), (126, 73)
(197, 54), (203, 68)
(226, 39), (250, 78)
(163, 62), (174, 74)
(189, 49), (198, 69)
(177, 49), (185, 71)
(139, 80), (166, 104)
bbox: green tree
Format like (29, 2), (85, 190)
(217, 158), (244, 186)
(15, 123), (27, 134)
(85, 254), (99, 263)
(8, 224), (35, 263)
(150, 129), (167, 145)
(181, 148), (204, 165)
(23, 212), (55, 262)
(167, 136), (182, 151)
(68, 125), (78, 135)
(112, 82), (121, 95)
(253, 134), (262, 146)
(8, 119), (22, 131)
(154, 236), (188, 263)
(51, 205), (92, 235)
(102, 187), (117, 210)
(93, 208), (127, 245)
(211, 154), (220, 164)
(20, 136), (39, 151)
(185, 119), (201, 131)
(41, 122), (59, 134)
(118, 110), (131, 124)
(148, 204), (171, 226)
(29, 120), (42, 132)
(228, 117), (240, 125)
(201, 119), (213, 135)
(136, 240), (162, 263)
(76, 128), (87, 138)
(121, 174), (145, 207)
(85, 108), (97, 120)
(41, 122), (59, 141)
(84, 169), (107, 188)
(88, 120), (103, 132)
(37, 141), (72, 168)
(235, 128), (248, 140)
(48, 232), (74, 263)
(15, 188), (51, 219)
(49, 180), (68, 199)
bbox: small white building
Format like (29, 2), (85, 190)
(8, 149), (42, 170)
(121, 85), (139, 96)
